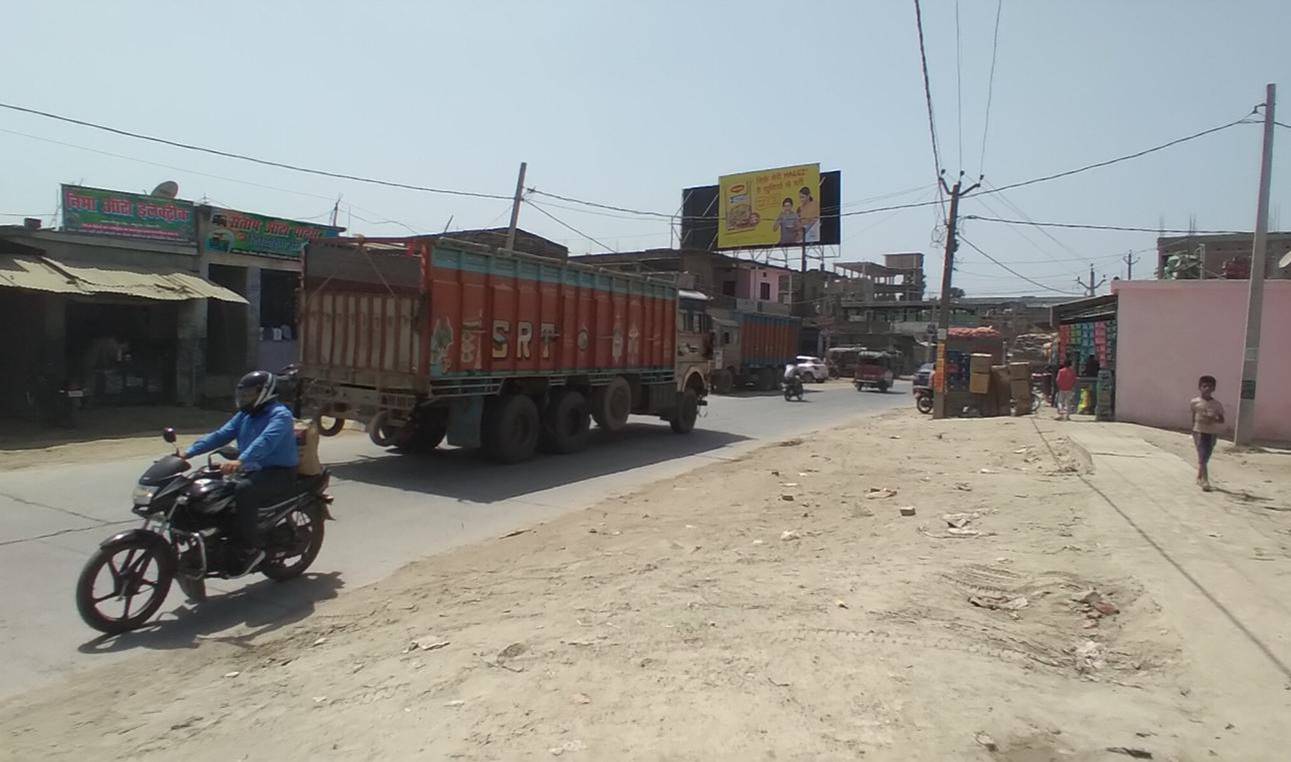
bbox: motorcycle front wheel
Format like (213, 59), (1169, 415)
(261, 504), (326, 581)
(76, 536), (175, 634)
(916, 394), (934, 414)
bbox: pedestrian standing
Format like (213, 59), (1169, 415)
(1190, 375), (1225, 492)
(1054, 360), (1077, 420)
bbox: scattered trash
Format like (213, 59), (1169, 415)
(835, 600), (849, 609)
(889, 435), (902, 440)
(1074, 590), (1120, 618)
(312, 696), (328, 704)
(942, 512), (978, 528)
(1092, 600), (1120, 617)
(497, 642), (527, 665)
(572, 693), (592, 705)
(311, 637), (327, 647)
(954, 483), (973, 492)
(780, 494), (796, 502)
(1105, 747), (1153, 759)
(780, 529), (802, 541)
(1075, 640), (1106, 673)
(946, 527), (981, 537)
(752, 539), (765, 545)
(1014, 447), (1030, 454)
(549, 739), (586, 756)
(685, 524), (696, 529)
(771, 470), (781, 476)
(974, 732), (998, 751)
(500, 528), (529, 539)
(444, 699), (466, 708)
(223, 671), (240, 679)
(979, 468), (997, 474)
(406, 638), (450, 654)
(781, 482), (799, 488)
(865, 488), (898, 499)
(969, 595), (1028, 611)
(899, 506), (917, 517)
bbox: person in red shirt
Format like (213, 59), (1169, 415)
(1054, 359), (1077, 421)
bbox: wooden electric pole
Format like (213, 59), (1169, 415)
(932, 172), (982, 419)
(504, 161), (527, 252)
(1235, 83), (1277, 446)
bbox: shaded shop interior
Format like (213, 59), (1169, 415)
(0, 226), (245, 417)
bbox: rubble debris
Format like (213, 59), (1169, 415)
(407, 638), (450, 653)
(865, 488), (898, 500)
(1105, 747), (1153, 759)
(780, 494), (796, 502)
(942, 512), (978, 528)
(549, 739), (586, 756)
(780, 530), (802, 541)
(899, 506), (917, 517)
(311, 637), (328, 647)
(572, 693), (592, 705)
(223, 671), (240, 679)
(969, 595), (1028, 611)
(443, 700), (466, 707)
(1075, 640), (1106, 673)
(974, 732), (998, 751)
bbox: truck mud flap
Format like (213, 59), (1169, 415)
(446, 397), (484, 449)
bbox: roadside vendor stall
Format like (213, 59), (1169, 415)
(1051, 294), (1118, 420)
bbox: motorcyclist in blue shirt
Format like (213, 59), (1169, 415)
(185, 370), (298, 573)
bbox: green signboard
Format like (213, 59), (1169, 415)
(61, 185), (196, 244)
(205, 208), (342, 258)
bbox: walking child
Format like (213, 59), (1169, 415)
(1190, 375), (1224, 491)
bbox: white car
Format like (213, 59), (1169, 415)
(795, 355), (829, 382)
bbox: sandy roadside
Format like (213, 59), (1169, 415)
(2, 410), (1287, 760)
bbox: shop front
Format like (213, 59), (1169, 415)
(0, 185), (245, 417)
(197, 206), (341, 401)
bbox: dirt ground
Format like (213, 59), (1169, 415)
(2, 410), (1288, 760)
(0, 406), (231, 471)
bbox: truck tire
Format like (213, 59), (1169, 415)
(484, 394), (540, 464)
(590, 376), (631, 432)
(670, 389), (699, 434)
(712, 369), (733, 395)
(393, 412), (448, 453)
(316, 415), (345, 437)
(368, 411), (395, 447)
(539, 389), (591, 454)
(756, 367), (777, 392)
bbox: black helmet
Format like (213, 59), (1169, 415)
(235, 370), (278, 414)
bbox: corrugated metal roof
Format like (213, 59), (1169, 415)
(0, 254), (246, 303)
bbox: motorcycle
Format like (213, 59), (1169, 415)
(913, 386), (933, 415)
(783, 373), (805, 402)
(75, 427), (333, 635)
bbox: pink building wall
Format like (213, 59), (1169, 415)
(1113, 280), (1291, 443)
(735, 267), (790, 303)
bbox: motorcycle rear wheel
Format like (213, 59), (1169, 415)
(76, 537), (174, 635)
(916, 394), (934, 414)
(261, 504), (326, 581)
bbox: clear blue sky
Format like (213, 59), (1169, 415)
(2, 1), (1288, 296)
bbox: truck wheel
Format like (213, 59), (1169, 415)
(484, 394), (540, 464)
(539, 389), (591, 454)
(712, 370), (733, 395)
(670, 389), (699, 434)
(316, 415), (345, 437)
(368, 412), (395, 447)
(877, 381), (889, 393)
(393, 415), (447, 453)
(590, 376), (631, 432)
(757, 368), (779, 392)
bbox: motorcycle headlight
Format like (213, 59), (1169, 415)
(132, 485), (156, 506)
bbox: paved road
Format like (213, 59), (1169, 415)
(0, 381), (909, 696)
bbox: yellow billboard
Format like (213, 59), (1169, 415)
(717, 163), (821, 249)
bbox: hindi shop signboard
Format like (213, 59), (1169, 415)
(204, 208), (342, 258)
(717, 163), (821, 250)
(61, 185), (196, 244)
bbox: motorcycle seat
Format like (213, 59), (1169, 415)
(296, 468), (330, 492)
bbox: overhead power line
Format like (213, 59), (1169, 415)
(912, 0), (945, 184)
(954, 0), (964, 172)
(523, 200), (618, 253)
(964, 214), (1243, 234)
(958, 235), (1081, 295)
(0, 101), (512, 202)
(978, 0), (1004, 173)
(988, 111), (1256, 195)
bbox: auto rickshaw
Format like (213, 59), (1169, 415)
(825, 346), (863, 378)
(853, 350), (897, 393)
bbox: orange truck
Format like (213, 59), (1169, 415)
(296, 236), (711, 462)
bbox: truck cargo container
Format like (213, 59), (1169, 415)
(709, 307), (801, 392)
(297, 237), (711, 462)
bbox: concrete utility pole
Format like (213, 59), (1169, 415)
(1123, 250), (1140, 280)
(1076, 264), (1107, 297)
(1235, 83), (1277, 446)
(932, 173), (982, 420)
(504, 161), (528, 252)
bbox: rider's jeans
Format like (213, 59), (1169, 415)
(231, 467), (296, 548)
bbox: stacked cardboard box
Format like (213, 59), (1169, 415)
(1008, 362), (1032, 414)
(969, 353), (992, 394)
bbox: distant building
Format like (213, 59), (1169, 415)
(569, 248), (794, 314)
(1156, 232), (1291, 280)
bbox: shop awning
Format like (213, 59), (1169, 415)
(0, 254), (246, 303)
